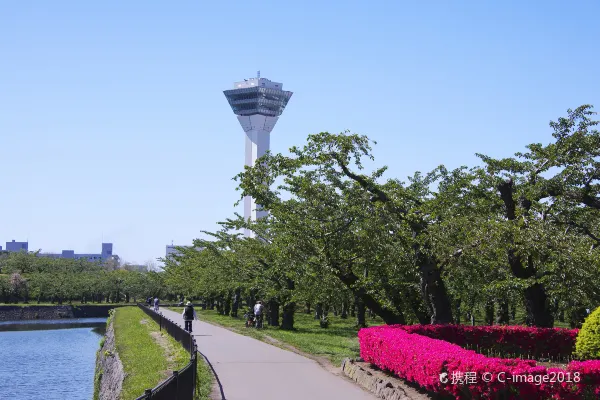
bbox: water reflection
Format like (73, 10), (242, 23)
(0, 318), (107, 400)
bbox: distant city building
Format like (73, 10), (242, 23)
(2, 239), (118, 263)
(166, 245), (182, 260)
(5, 240), (28, 252)
(39, 243), (118, 263)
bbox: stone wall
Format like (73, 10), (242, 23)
(94, 314), (125, 400)
(341, 358), (433, 400)
(0, 305), (128, 321)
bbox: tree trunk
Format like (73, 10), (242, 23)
(281, 278), (296, 330)
(383, 286), (407, 324)
(485, 301), (494, 325)
(524, 284), (554, 327)
(496, 299), (510, 325)
(281, 302), (295, 330)
(336, 270), (406, 324)
(231, 288), (241, 317)
(350, 303), (356, 317)
(315, 303), (323, 320)
(498, 181), (554, 328)
(355, 293), (366, 328)
(247, 290), (256, 313)
(569, 307), (588, 329)
(268, 299), (280, 326)
(341, 301), (348, 319)
(419, 260), (453, 324)
(455, 298), (461, 325)
(223, 294), (232, 317)
(407, 289), (431, 325)
(305, 302), (311, 314)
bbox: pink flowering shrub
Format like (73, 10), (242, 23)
(396, 324), (578, 360)
(359, 326), (600, 399)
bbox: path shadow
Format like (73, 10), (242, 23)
(198, 350), (227, 400)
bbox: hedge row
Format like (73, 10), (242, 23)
(396, 324), (578, 360)
(359, 326), (600, 399)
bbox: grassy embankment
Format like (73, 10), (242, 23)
(170, 307), (378, 366)
(112, 307), (212, 400)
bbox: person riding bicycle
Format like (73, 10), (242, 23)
(253, 300), (264, 328)
(153, 296), (160, 312)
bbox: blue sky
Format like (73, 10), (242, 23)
(1, 1), (598, 264)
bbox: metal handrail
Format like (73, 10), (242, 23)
(135, 304), (198, 400)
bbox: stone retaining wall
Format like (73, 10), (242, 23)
(94, 314), (125, 400)
(0, 305), (128, 321)
(341, 358), (433, 400)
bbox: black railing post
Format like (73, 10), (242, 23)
(192, 352), (197, 398)
(135, 303), (197, 399)
(173, 370), (179, 400)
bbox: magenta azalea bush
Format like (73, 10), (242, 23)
(397, 324), (579, 360)
(359, 326), (600, 399)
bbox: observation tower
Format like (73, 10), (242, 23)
(224, 72), (293, 235)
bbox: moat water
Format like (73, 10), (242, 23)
(0, 318), (106, 400)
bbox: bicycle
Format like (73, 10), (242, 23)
(255, 313), (264, 329)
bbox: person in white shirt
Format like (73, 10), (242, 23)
(253, 301), (264, 328)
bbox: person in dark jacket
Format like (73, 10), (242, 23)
(182, 301), (197, 333)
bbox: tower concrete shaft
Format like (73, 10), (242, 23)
(224, 74), (293, 236)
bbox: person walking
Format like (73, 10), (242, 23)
(153, 296), (160, 312)
(182, 301), (197, 333)
(253, 300), (264, 329)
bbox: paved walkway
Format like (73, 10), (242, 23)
(159, 308), (375, 400)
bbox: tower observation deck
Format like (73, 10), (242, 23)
(224, 73), (293, 235)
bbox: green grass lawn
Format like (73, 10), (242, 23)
(169, 306), (577, 369)
(170, 307), (382, 366)
(112, 307), (212, 400)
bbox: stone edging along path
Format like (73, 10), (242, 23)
(341, 359), (433, 400)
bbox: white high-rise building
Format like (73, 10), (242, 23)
(224, 72), (293, 236)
